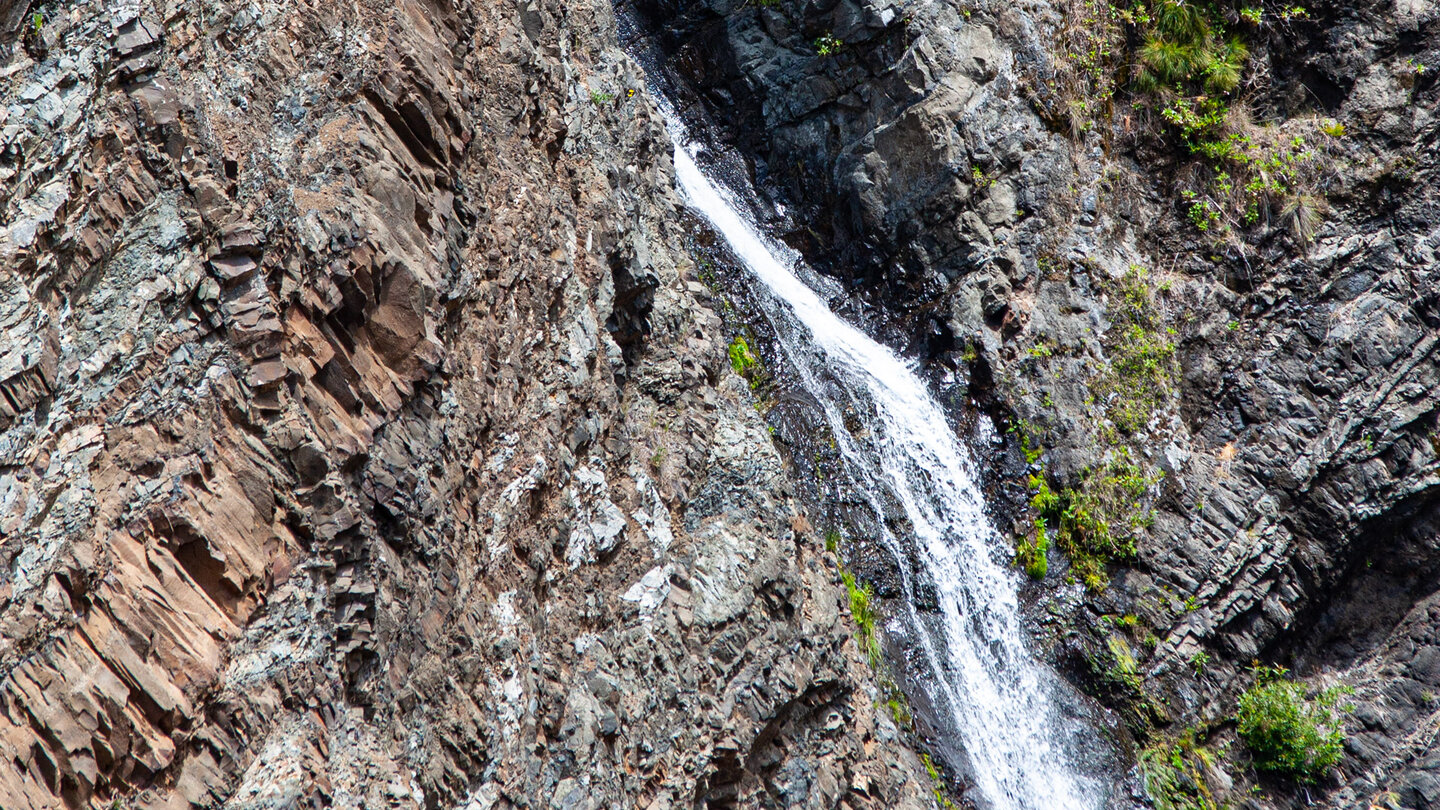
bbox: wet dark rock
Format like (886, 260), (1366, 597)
(629, 0), (1440, 806)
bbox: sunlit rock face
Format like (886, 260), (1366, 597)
(0, 2), (932, 808)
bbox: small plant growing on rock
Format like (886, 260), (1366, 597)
(1105, 635), (1143, 691)
(1139, 730), (1225, 810)
(1280, 192), (1328, 246)
(588, 89), (615, 105)
(1093, 266), (1177, 436)
(829, 535), (915, 731)
(1015, 516), (1051, 579)
(1024, 450), (1156, 591)
(1236, 666), (1349, 782)
(840, 568), (881, 666)
(1189, 650), (1210, 675)
(727, 334), (758, 376)
(921, 753), (960, 810)
(1183, 192), (1221, 232)
(814, 33), (842, 57)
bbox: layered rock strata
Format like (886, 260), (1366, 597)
(0, 1), (931, 807)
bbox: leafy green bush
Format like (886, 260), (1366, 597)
(1236, 666), (1348, 782)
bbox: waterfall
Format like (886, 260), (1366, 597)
(667, 130), (1105, 809)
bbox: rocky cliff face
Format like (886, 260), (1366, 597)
(0, 1), (933, 808)
(626, 0), (1439, 807)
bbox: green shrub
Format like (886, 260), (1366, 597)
(1236, 666), (1348, 782)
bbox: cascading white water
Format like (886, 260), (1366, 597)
(669, 133), (1102, 810)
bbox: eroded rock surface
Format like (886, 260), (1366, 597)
(0, 1), (931, 807)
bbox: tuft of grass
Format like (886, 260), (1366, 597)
(1133, 0), (1248, 94)
(1236, 666), (1349, 782)
(1280, 193), (1329, 246)
(841, 569), (882, 668)
(1015, 517), (1051, 579)
(1139, 729), (1224, 810)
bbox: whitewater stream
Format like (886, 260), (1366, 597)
(667, 126), (1106, 809)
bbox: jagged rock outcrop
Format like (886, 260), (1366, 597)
(0, 1), (932, 808)
(626, 0), (1439, 807)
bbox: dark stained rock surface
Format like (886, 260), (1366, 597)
(626, 0), (1440, 806)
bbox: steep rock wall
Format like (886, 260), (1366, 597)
(627, 0), (1440, 807)
(0, 1), (930, 808)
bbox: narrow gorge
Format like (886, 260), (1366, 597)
(1, 0), (1437, 809)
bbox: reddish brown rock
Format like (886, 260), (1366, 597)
(0, 1), (931, 809)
